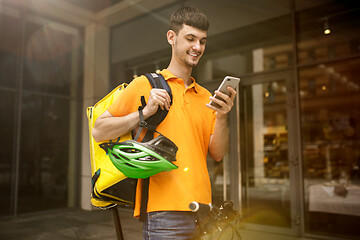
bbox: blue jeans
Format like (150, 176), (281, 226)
(143, 211), (197, 240)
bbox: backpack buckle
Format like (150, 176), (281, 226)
(139, 120), (147, 127)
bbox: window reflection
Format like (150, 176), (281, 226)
(0, 6), (81, 216)
(300, 58), (360, 237)
(0, 90), (16, 216)
(23, 21), (74, 96)
(113, 14), (294, 83)
(243, 80), (291, 228)
(18, 94), (70, 213)
(202, 15), (293, 79)
(297, 3), (360, 65)
(0, 12), (20, 88)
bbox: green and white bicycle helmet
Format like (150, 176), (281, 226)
(100, 135), (178, 179)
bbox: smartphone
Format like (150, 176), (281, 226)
(209, 76), (240, 108)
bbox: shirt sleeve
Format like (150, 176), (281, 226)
(107, 76), (151, 117)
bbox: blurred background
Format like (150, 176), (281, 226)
(0, 0), (359, 239)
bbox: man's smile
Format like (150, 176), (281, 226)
(187, 51), (201, 58)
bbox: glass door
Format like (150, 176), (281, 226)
(239, 71), (300, 236)
(16, 14), (81, 214)
(0, 5), (82, 216)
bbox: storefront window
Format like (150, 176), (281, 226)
(0, 6), (81, 216)
(0, 91), (16, 216)
(296, 1), (360, 65)
(0, 11), (20, 89)
(111, 0), (293, 83)
(241, 77), (292, 229)
(0, 8), (20, 217)
(18, 94), (71, 213)
(297, 2), (360, 238)
(201, 14), (293, 79)
(299, 58), (360, 238)
(23, 21), (75, 96)
(191, 0), (293, 78)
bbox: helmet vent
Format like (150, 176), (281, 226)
(121, 148), (141, 153)
(124, 162), (134, 168)
(139, 156), (159, 161)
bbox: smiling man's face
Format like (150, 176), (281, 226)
(170, 24), (207, 68)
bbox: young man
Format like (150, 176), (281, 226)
(92, 7), (237, 239)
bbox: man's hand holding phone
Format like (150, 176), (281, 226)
(206, 76), (240, 117)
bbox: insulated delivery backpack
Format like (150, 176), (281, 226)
(87, 73), (176, 209)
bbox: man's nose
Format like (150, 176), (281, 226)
(192, 41), (201, 51)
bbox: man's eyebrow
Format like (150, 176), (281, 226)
(185, 33), (207, 40)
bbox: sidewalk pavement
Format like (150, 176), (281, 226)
(0, 207), (142, 240)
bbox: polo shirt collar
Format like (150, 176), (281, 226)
(160, 69), (199, 93)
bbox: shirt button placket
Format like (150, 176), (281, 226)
(183, 90), (189, 105)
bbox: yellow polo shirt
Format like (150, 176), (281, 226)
(107, 69), (216, 217)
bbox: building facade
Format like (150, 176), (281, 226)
(0, 0), (359, 239)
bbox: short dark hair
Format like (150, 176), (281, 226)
(169, 7), (209, 34)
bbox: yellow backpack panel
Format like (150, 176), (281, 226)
(87, 83), (136, 208)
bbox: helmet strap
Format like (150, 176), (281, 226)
(135, 96), (165, 142)
(134, 102), (146, 141)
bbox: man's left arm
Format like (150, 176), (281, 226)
(206, 87), (237, 161)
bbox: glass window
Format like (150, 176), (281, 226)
(207, 155), (224, 204)
(0, 8), (81, 215)
(296, 1), (360, 65)
(299, 58), (360, 238)
(0, 90), (16, 216)
(18, 94), (71, 213)
(200, 14), (293, 79)
(242, 79), (291, 228)
(111, 0), (293, 84)
(0, 11), (21, 88)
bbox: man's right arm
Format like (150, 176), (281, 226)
(92, 110), (141, 142)
(92, 88), (171, 143)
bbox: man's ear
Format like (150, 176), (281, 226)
(167, 30), (176, 45)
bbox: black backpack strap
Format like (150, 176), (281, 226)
(137, 73), (172, 222)
(139, 177), (150, 222)
(142, 73), (172, 141)
(135, 73), (173, 142)
(145, 73), (173, 104)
